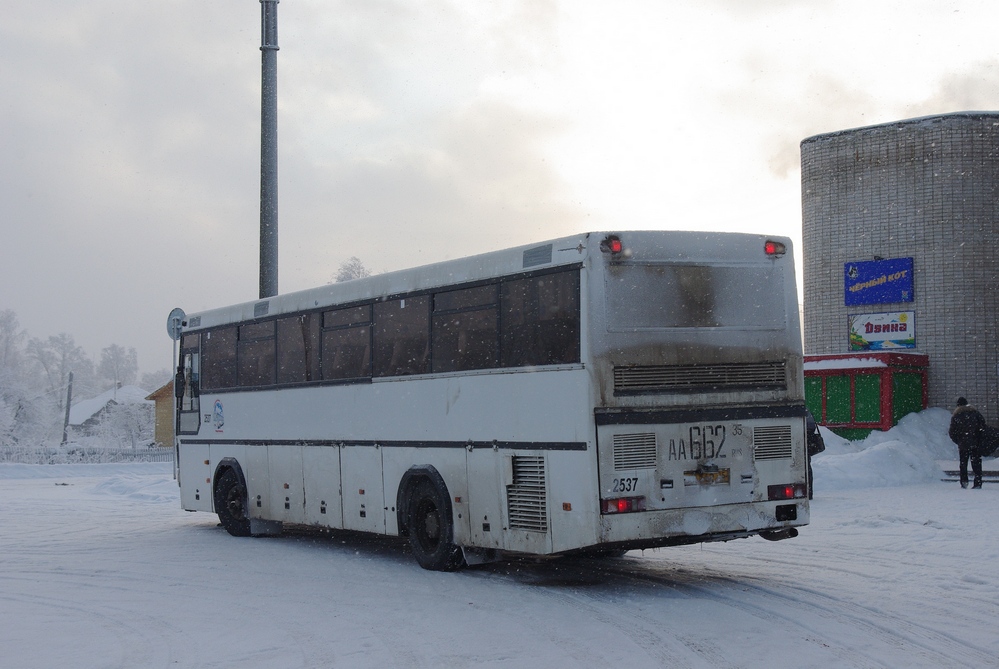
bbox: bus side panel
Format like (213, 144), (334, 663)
(465, 448), (506, 550)
(269, 445), (305, 524)
(547, 450), (600, 554)
(340, 445), (385, 534)
(381, 447), (470, 542)
(178, 443), (211, 511)
(303, 445), (343, 528)
(244, 446), (271, 520)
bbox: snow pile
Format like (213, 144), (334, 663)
(92, 469), (179, 503)
(813, 407), (970, 491)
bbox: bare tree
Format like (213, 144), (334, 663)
(331, 257), (371, 283)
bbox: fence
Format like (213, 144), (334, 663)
(0, 446), (174, 465)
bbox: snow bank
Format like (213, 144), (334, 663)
(813, 407), (984, 491)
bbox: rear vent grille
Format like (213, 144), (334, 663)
(507, 456), (548, 532)
(753, 425), (793, 460)
(613, 433), (658, 470)
(614, 361), (787, 394)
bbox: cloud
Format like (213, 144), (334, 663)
(280, 97), (583, 289)
(754, 61), (999, 180)
(906, 60), (999, 117)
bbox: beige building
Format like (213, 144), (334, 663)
(146, 382), (175, 448)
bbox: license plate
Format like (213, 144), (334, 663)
(683, 468), (731, 486)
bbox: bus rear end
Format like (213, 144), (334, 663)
(586, 231), (807, 549)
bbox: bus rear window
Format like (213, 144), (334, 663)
(605, 264), (786, 330)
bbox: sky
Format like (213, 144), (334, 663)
(4, 0), (999, 378)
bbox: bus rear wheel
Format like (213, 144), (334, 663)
(406, 478), (465, 571)
(214, 468), (251, 537)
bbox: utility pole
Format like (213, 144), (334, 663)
(61, 371), (74, 445)
(259, 0), (279, 298)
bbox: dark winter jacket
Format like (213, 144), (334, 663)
(949, 404), (986, 452)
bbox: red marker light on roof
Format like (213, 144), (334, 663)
(765, 240), (786, 256)
(601, 235), (623, 254)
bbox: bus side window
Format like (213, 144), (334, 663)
(238, 321), (276, 387)
(373, 296), (430, 377)
(202, 327), (237, 389)
(501, 269), (580, 367)
(432, 285), (498, 373)
(277, 313), (320, 384)
(322, 305), (371, 380)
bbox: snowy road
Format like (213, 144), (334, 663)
(1, 462), (997, 668)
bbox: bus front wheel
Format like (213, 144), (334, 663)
(406, 478), (465, 571)
(214, 468), (251, 537)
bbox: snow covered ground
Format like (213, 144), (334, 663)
(1, 409), (997, 668)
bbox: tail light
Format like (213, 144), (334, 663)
(601, 496), (645, 514)
(768, 483), (807, 500)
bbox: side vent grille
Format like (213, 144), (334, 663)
(613, 433), (658, 470)
(753, 425), (793, 460)
(507, 456), (548, 532)
(614, 361), (787, 394)
(522, 244), (553, 268)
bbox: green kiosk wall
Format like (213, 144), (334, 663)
(804, 352), (929, 440)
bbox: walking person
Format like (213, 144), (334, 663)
(948, 397), (985, 489)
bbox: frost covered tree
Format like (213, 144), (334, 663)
(94, 401), (153, 449)
(140, 369), (172, 392)
(331, 257), (371, 283)
(0, 309), (25, 370)
(0, 311), (55, 449)
(98, 344), (138, 391)
(27, 334), (92, 413)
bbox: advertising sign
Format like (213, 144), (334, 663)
(848, 311), (915, 351)
(844, 258), (914, 306)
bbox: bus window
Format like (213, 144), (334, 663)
(202, 326), (237, 389)
(322, 305), (372, 380)
(373, 296), (430, 377)
(238, 321), (276, 387)
(606, 264), (786, 330)
(501, 270), (580, 367)
(432, 285), (498, 373)
(277, 314), (320, 384)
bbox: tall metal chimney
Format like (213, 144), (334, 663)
(259, 0), (279, 298)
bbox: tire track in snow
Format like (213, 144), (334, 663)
(479, 558), (756, 669)
(570, 556), (997, 668)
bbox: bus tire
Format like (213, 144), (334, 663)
(214, 467), (251, 537)
(406, 478), (465, 571)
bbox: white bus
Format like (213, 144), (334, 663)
(173, 230), (808, 570)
